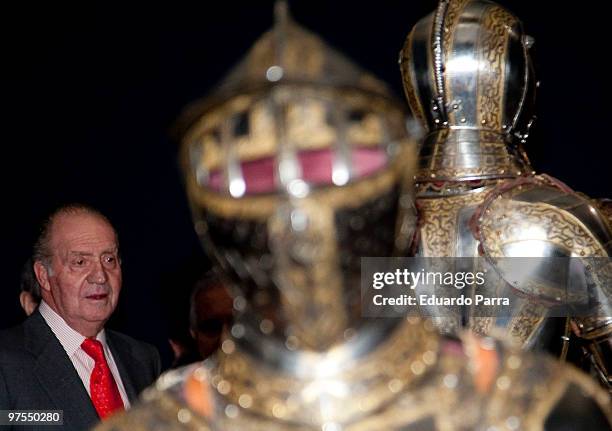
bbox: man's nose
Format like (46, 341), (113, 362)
(87, 260), (108, 284)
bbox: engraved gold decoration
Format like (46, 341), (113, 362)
(477, 6), (517, 129)
(442, 0), (470, 126)
(417, 189), (491, 257)
(479, 193), (607, 259)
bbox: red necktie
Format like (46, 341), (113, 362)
(81, 338), (125, 419)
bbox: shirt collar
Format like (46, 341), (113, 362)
(39, 300), (107, 357)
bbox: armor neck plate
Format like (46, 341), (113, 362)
(416, 128), (532, 182)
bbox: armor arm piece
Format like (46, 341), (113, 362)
(473, 175), (612, 390)
(473, 175), (611, 302)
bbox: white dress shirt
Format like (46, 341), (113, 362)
(38, 300), (131, 408)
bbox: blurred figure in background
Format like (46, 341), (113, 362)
(165, 269), (233, 367)
(19, 257), (41, 316)
(188, 273), (233, 360)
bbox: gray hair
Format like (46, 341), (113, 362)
(32, 203), (118, 269)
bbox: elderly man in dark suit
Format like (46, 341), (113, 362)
(0, 204), (161, 430)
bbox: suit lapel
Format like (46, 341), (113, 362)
(106, 332), (139, 403)
(25, 311), (99, 430)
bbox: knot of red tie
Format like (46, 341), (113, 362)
(81, 338), (105, 362)
(81, 338), (124, 419)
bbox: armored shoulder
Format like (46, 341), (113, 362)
(473, 176), (612, 259)
(472, 176), (612, 342)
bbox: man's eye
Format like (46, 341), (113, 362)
(103, 255), (118, 266)
(72, 258), (87, 267)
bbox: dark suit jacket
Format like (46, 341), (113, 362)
(0, 310), (161, 431)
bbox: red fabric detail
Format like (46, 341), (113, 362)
(208, 147), (388, 194)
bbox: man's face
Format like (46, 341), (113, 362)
(192, 285), (233, 359)
(38, 212), (122, 335)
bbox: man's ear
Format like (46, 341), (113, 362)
(34, 261), (51, 292)
(19, 292), (37, 316)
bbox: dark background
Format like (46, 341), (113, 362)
(1, 1), (609, 369)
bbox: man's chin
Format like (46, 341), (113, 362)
(81, 301), (116, 320)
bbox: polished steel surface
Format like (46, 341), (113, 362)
(400, 0), (612, 392)
(400, 0), (536, 181)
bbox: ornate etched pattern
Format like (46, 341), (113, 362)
(479, 195), (608, 259)
(506, 304), (547, 346)
(477, 6), (517, 130)
(442, 0), (471, 60)
(417, 190), (490, 256)
(472, 178), (612, 389)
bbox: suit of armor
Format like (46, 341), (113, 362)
(96, 3), (611, 430)
(399, 0), (612, 390)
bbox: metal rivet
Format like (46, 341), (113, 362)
(410, 361), (425, 375)
(422, 350), (436, 365)
(221, 339), (236, 354)
(506, 416), (521, 430)
(225, 404), (239, 418)
(217, 380), (232, 395)
(388, 378), (402, 393)
(231, 324), (245, 338)
(443, 374), (458, 389)
(238, 394), (253, 408)
(272, 403), (287, 418)
(193, 367), (207, 381)
(496, 375), (511, 390)
(233, 296), (247, 312)
(507, 355), (521, 370)
(285, 335), (299, 351)
(260, 319), (274, 334)
(177, 408), (192, 424)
